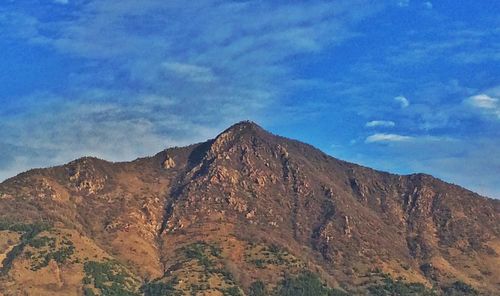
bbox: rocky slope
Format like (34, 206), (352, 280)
(0, 121), (498, 295)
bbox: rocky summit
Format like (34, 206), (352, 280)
(0, 121), (498, 296)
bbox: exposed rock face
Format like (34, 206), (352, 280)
(67, 157), (108, 194)
(0, 121), (499, 295)
(161, 154), (176, 169)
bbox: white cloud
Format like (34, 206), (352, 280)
(468, 94), (498, 109)
(365, 120), (395, 128)
(394, 95), (410, 108)
(53, 0), (69, 4)
(366, 133), (413, 143)
(163, 62), (216, 83)
(423, 1), (433, 9)
(466, 93), (500, 119)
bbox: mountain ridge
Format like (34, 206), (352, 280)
(0, 121), (498, 295)
(1, 120), (490, 199)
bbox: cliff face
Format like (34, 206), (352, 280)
(0, 121), (498, 295)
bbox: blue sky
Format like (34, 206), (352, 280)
(0, 0), (498, 198)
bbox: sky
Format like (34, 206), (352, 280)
(0, 0), (499, 198)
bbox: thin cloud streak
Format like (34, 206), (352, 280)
(365, 133), (413, 143)
(365, 120), (396, 128)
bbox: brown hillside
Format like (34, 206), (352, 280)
(0, 121), (498, 295)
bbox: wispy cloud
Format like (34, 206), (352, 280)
(467, 94), (498, 109)
(365, 133), (413, 143)
(388, 26), (500, 65)
(162, 62), (216, 83)
(0, 92), (222, 181)
(394, 95), (410, 108)
(466, 93), (500, 119)
(365, 120), (395, 128)
(0, 0), (385, 180)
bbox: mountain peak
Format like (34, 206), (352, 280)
(207, 120), (268, 155)
(220, 120), (264, 135)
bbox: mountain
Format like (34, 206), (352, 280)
(0, 121), (498, 296)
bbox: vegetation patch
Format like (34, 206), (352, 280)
(143, 241), (243, 295)
(249, 280), (267, 296)
(0, 221), (52, 275)
(274, 271), (348, 296)
(27, 235), (75, 271)
(367, 273), (438, 296)
(245, 243), (302, 269)
(183, 241), (221, 269)
(83, 260), (141, 296)
(28, 236), (56, 249)
(141, 277), (181, 296)
(222, 286), (244, 296)
(442, 281), (479, 296)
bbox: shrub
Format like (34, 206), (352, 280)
(442, 281), (479, 296)
(30, 243), (75, 270)
(185, 243), (212, 268)
(368, 276), (437, 296)
(268, 244), (281, 254)
(275, 271), (348, 296)
(28, 236), (56, 248)
(252, 259), (266, 268)
(83, 261), (139, 296)
(223, 286), (243, 296)
(83, 287), (97, 296)
(249, 280), (266, 296)
(141, 278), (181, 296)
